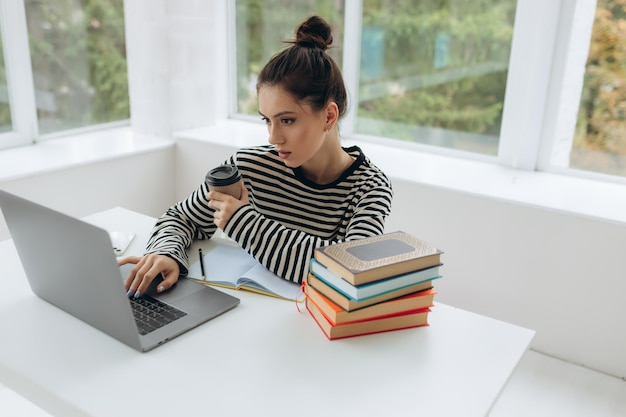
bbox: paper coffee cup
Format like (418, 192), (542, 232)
(205, 164), (242, 199)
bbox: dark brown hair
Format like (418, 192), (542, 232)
(257, 15), (347, 119)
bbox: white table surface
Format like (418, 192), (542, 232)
(0, 207), (535, 417)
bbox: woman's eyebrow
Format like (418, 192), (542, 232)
(258, 110), (298, 118)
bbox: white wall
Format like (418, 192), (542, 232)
(124, 0), (228, 137)
(386, 178), (626, 378)
(0, 145), (175, 241)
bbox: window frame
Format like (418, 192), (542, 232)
(0, 0), (37, 149)
(229, 0), (626, 185)
(534, 0), (626, 185)
(341, 0), (563, 170)
(496, 0), (561, 171)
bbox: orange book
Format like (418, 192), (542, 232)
(304, 280), (435, 325)
(306, 296), (430, 340)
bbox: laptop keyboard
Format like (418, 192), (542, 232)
(130, 295), (188, 335)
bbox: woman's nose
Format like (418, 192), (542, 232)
(267, 125), (283, 144)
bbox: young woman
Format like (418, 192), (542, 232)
(120, 15), (393, 298)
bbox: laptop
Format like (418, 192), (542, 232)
(0, 190), (240, 352)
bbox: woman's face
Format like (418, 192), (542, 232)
(258, 86), (329, 169)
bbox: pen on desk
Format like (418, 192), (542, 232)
(199, 248), (206, 281)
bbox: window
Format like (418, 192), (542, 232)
(234, 0), (344, 116)
(570, 0), (626, 177)
(233, 0), (626, 182)
(25, 0), (129, 135)
(356, 0), (516, 156)
(233, 0), (516, 157)
(0, 26), (12, 133)
(0, 0), (129, 149)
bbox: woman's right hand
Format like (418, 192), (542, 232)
(118, 254), (180, 298)
(207, 181), (249, 230)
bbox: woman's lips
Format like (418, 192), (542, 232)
(277, 150), (291, 159)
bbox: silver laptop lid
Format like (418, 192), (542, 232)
(0, 190), (144, 350)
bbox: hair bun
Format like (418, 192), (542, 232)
(295, 15), (333, 50)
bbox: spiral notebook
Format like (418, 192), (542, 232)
(188, 244), (303, 302)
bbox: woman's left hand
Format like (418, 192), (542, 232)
(207, 181), (249, 229)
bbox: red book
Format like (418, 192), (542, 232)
(304, 280), (435, 325)
(306, 295), (430, 340)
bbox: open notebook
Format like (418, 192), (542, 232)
(188, 244), (303, 302)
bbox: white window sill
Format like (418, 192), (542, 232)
(176, 119), (626, 226)
(0, 127), (174, 183)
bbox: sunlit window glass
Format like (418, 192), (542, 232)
(358, 0), (517, 156)
(573, 0), (626, 177)
(235, 0), (344, 116)
(25, 0), (129, 135)
(0, 27), (12, 134)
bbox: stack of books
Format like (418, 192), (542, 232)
(304, 231), (443, 340)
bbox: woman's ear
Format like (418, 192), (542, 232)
(325, 101), (339, 128)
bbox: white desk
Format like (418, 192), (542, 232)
(0, 208), (534, 417)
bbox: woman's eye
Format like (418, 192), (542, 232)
(281, 119), (294, 125)
(261, 117), (270, 124)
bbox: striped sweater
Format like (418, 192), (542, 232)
(145, 145), (393, 283)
